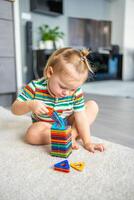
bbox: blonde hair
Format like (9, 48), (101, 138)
(43, 47), (93, 78)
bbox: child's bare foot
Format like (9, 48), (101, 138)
(72, 139), (79, 150)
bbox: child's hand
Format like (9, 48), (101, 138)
(27, 100), (49, 115)
(84, 143), (105, 153)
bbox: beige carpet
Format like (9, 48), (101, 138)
(0, 107), (134, 200)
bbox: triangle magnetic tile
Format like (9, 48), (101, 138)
(54, 160), (70, 172)
(70, 162), (85, 171)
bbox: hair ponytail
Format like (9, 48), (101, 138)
(79, 49), (93, 73)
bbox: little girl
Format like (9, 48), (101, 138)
(12, 47), (105, 153)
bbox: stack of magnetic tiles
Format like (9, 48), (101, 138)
(48, 108), (72, 158)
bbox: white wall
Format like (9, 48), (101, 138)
(123, 0), (134, 80)
(64, 0), (108, 19)
(106, 0), (125, 53)
(105, 0), (134, 80)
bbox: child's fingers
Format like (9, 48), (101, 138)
(37, 104), (49, 113)
(100, 144), (105, 151)
(34, 106), (48, 115)
(42, 106), (49, 113)
(85, 143), (95, 153)
(90, 147), (95, 153)
(85, 143), (105, 153)
(102, 144), (106, 151)
(95, 144), (105, 152)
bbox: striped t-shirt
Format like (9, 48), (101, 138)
(17, 77), (85, 123)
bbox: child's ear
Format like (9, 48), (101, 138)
(46, 66), (54, 78)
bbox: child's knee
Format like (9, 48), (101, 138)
(25, 127), (39, 144)
(86, 100), (99, 114)
(25, 122), (51, 144)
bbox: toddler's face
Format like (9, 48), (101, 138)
(47, 65), (87, 98)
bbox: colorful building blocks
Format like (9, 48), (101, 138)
(51, 122), (72, 158)
(54, 160), (70, 173)
(47, 107), (72, 158)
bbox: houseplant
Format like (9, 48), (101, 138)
(38, 24), (64, 49)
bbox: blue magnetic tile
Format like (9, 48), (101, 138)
(54, 160), (70, 170)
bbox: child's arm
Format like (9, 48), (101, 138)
(11, 100), (48, 116)
(74, 110), (105, 153)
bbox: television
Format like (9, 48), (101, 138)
(30, 0), (63, 16)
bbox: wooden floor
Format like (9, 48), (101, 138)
(85, 94), (134, 149)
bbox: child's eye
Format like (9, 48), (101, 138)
(61, 86), (67, 90)
(59, 85), (67, 90)
(59, 84), (75, 91)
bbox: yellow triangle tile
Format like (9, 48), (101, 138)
(70, 162), (85, 171)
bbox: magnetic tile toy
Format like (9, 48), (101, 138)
(47, 107), (72, 158)
(70, 162), (85, 171)
(54, 160), (70, 173)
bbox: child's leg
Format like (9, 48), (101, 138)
(25, 121), (51, 145)
(68, 100), (99, 149)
